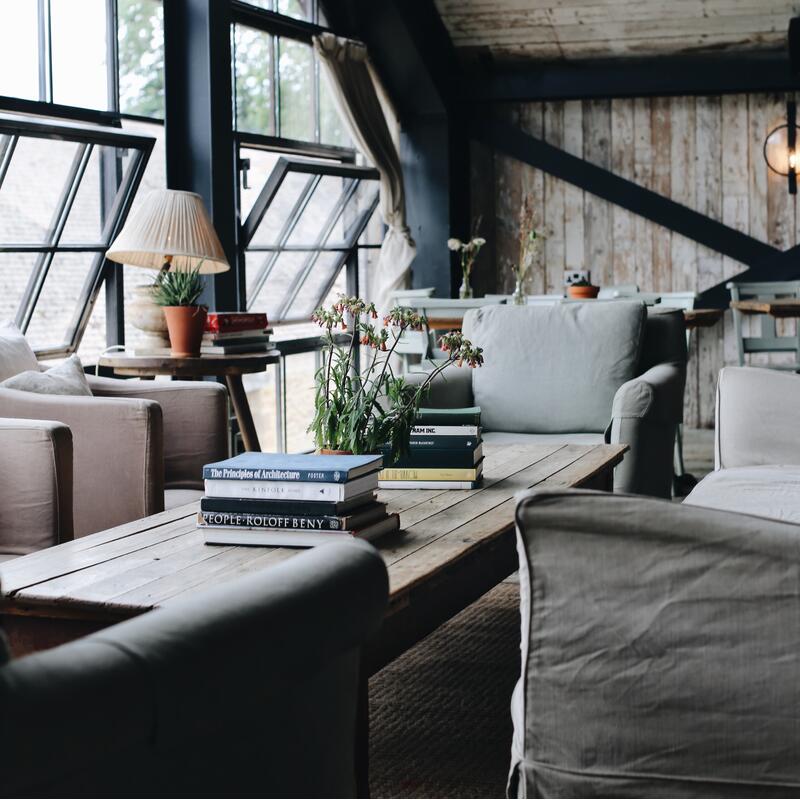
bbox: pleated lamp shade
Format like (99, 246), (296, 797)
(106, 189), (230, 273)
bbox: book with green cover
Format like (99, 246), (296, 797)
(415, 407), (481, 426)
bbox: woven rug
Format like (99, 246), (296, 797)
(369, 583), (521, 799)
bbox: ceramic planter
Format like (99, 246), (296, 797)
(567, 285), (600, 300)
(163, 305), (208, 357)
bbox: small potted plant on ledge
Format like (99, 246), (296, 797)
(152, 265), (207, 357)
(567, 277), (600, 300)
(448, 218), (486, 299)
(310, 295), (483, 461)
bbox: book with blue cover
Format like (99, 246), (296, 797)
(203, 452), (383, 483)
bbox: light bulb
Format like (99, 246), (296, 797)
(789, 149), (797, 171)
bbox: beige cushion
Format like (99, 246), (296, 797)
(1, 355), (92, 396)
(0, 320), (38, 382)
(684, 465), (800, 524)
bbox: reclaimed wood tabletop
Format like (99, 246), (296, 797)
(0, 441), (627, 670)
(730, 298), (800, 318)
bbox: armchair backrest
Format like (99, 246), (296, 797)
(0, 541), (388, 797)
(463, 301), (647, 433)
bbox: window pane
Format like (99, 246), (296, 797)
(286, 175), (349, 245)
(278, 38), (313, 141)
(0, 136), (81, 244)
(319, 70), (351, 147)
(277, 0), (313, 21)
(239, 147), (282, 219)
(118, 0), (164, 119)
(326, 183), (377, 247)
(283, 250), (340, 321)
(234, 25), (274, 135)
(0, 1), (39, 100)
(247, 249), (306, 319)
(121, 119), (166, 217)
(51, 0), (108, 109)
(25, 252), (99, 351)
(250, 171), (313, 246)
(0, 253), (37, 326)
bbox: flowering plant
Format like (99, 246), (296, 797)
(310, 294), (483, 459)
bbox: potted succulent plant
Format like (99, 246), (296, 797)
(567, 277), (600, 300)
(152, 265), (207, 357)
(310, 295), (483, 461)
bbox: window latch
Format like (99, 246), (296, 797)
(240, 158), (251, 190)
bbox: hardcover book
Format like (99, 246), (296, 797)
(381, 444), (483, 469)
(203, 452), (383, 483)
(200, 493), (377, 517)
(415, 407), (481, 426)
(407, 434), (481, 449)
(200, 513), (400, 547)
(410, 425), (481, 437)
(377, 479), (481, 490)
(206, 312), (268, 334)
(204, 471), (379, 501)
(197, 502), (387, 531)
(378, 462), (483, 482)
(199, 342), (271, 355)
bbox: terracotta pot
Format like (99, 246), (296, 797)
(163, 305), (208, 357)
(567, 284), (600, 300)
(319, 448), (354, 456)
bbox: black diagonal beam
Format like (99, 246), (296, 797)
(471, 118), (800, 308)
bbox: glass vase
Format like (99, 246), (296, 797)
(511, 277), (525, 305)
(459, 274), (473, 299)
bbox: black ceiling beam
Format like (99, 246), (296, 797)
(472, 117), (798, 308)
(467, 52), (800, 104)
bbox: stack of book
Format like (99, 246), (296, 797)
(378, 407), (483, 489)
(202, 311), (272, 354)
(198, 452), (399, 547)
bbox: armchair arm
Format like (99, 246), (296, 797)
(403, 366), (474, 409)
(0, 418), (73, 554)
(0, 541), (388, 797)
(511, 489), (800, 797)
(0, 388), (163, 537)
(609, 362), (685, 498)
(715, 366), (800, 469)
(87, 376), (229, 488)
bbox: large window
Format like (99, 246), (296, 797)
(232, 1), (350, 146)
(0, 115), (153, 358)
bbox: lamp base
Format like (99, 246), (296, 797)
(129, 284), (170, 353)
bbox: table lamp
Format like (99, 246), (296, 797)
(106, 189), (230, 353)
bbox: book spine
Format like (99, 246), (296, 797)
(410, 425), (480, 436)
(200, 497), (357, 516)
(415, 414), (481, 426)
(382, 450), (477, 469)
(203, 466), (355, 482)
(377, 479), (479, 490)
(206, 313), (269, 333)
(378, 466), (480, 481)
(204, 479), (345, 501)
(198, 510), (345, 530)
(202, 330), (268, 342)
(407, 435), (480, 449)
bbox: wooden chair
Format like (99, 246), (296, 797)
(728, 280), (800, 369)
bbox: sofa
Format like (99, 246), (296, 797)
(408, 302), (687, 498)
(508, 365), (800, 797)
(683, 366), (800, 522)
(0, 374), (228, 545)
(0, 539), (388, 797)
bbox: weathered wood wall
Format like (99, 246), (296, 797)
(470, 93), (798, 427)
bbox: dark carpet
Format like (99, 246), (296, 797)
(369, 583), (521, 799)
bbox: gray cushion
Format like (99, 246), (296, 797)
(0, 320), (38, 382)
(684, 465), (800, 524)
(464, 301), (646, 433)
(1, 354), (92, 396)
(482, 431), (604, 447)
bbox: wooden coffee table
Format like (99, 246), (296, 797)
(0, 442), (626, 666)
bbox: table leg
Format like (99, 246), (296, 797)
(225, 374), (261, 452)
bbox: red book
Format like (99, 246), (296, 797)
(205, 312), (268, 334)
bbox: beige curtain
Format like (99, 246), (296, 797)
(313, 32), (416, 312)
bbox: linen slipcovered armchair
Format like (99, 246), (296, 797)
(407, 302), (687, 498)
(0, 540), (388, 797)
(0, 373), (228, 547)
(510, 488), (800, 797)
